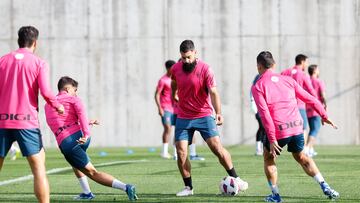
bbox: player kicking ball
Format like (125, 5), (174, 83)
(171, 40), (248, 196)
(44, 76), (138, 201)
(251, 51), (339, 202)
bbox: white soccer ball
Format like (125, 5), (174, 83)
(219, 176), (240, 196)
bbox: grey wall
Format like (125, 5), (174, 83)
(0, 0), (359, 147)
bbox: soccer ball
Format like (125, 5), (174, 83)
(219, 176), (240, 196)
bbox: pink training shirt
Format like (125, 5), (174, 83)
(251, 69), (328, 144)
(0, 48), (60, 129)
(306, 77), (326, 118)
(281, 65), (317, 109)
(45, 91), (90, 146)
(171, 59), (216, 119)
(156, 74), (174, 113)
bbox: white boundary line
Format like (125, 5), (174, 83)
(0, 159), (147, 187)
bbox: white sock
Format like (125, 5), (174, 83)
(173, 145), (177, 157)
(189, 144), (196, 156)
(256, 141), (262, 152)
(268, 181), (279, 194)
(78, 176), (91, 194)
(304, 146), (309, 154)
(162, 143), (169, 155)
(112, 179), (127, 191)
(309, 147), (315, 154)
(313, 173), (325, 184)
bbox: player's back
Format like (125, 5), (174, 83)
(252, 70), (303, 138)
(0, 48), (45, 129)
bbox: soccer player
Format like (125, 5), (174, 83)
(250, 74), (265, 156)
(0, 26), (64, 203)
(44, 76), (138, 201)
(305, 64), (327, 157)
(252, 51), (339, 202)
(281, 54), (317, 144)
(171, 40), (248, 196)
(155, 60), (205, 161)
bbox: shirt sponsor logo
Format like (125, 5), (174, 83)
(291, 69), (297, 74)
(15, 53), (24, 60)
(0, 113), (31, 121)
(278, 120), (303, 131)
(271, 76), (279, 82)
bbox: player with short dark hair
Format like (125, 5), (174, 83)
(171, 40), (248, 196)
(0, 25), (64, 203)
(252, 51), (339, 202)
(45, 76), (138, 201)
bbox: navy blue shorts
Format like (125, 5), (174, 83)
(308, 116), (321, 137)
(0, 128), (43, 157)
(299, 109), (308, 130)
(162, 111), (176, 126)
(59, 131), (91, 169)
(264, 134), (304, 154)
(175, 116), (219, 144)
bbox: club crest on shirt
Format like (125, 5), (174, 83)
(291, 69), (297, 74)
(15, 53), (24, 60)
(271, 76), (279, 82)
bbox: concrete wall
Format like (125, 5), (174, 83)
(0, 0), (359, 147)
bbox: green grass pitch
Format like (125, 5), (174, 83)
(0, 145), (359, 202)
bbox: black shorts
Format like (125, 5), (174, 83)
(263, 134), (304, 154)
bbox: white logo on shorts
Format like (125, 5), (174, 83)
(271, 76), (279, 82)
(15, 53), (24, 60)
(291, 69), (297, 74)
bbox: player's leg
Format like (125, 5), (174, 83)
(72, 167), (94, 200)
(262, 135), (282, 202)
(306, 116), (321, 157)
(161, 111), (173, 159)
(78, 162), (137, 200)
(16, 129), (49, 203)
(290, 134), (339, 199)
(198, 116), (248, 190)
(0, 129), (15, 171)
(189, 136), (205, 161)
(299, 109), (309, 147)
(174, 118), (193, 196)
(60, 131), (137, 201)
(255, 113), (264, 155)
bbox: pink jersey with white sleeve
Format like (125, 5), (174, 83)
(0, 48), (60, 129)
(251, 70), (328, 143)
(281, 66), (317, 109)
(306, 77), (326, 117)
(156, 74), (174, 113)
(45, 91), (90, 146)
(171, 59), (216, 119)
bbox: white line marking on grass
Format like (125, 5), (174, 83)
(0, 159), (147, 187)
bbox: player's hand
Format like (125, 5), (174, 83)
(89, 119), (100, 126)
(270, 141), (282, 158)
(158, 108), (164, 116)
(322, 118), (338, 129)
(215, 114), (224, 126)
(174, 94), (179, 102)
(56, 105), (65, 114)
(77, 136), (88, 145)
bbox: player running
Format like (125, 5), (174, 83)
(0, 26), (64, 203)
(305, 64), (327, 157)
(281, 54), (317, 144)
(171, 40), (248, 196)
(252, 51), (339, 202)
(155, 60), (205, 160)
(44, 76), (138, 201)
